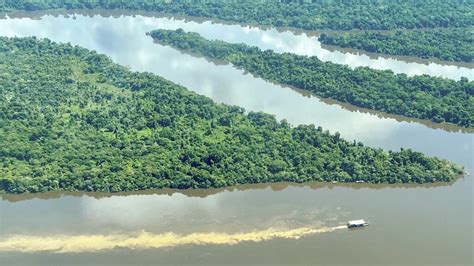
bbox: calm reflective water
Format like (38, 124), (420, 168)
(0, 13), (472, 265)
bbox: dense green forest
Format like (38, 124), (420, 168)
(319, 29), (474, 63)
(149, 29), (474, 128)
(0, 37), (463, 193)
(1, 0), (473, 30)
(4, 1), (473, 63)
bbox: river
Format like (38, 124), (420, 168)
(0, 12), (472, 265)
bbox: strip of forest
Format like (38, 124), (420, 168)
(149, 29), (474, 128)
(0, 37), (464, 193)
(319, 29), (474, 63)
(3, 1), (473, 62)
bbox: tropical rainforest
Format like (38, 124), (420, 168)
(1, 0), (473, 30)
(319, 29), (474, 63)
(149, 29), (474, 128)
(3, 1), (473, 63)
(0, 37), (464, 193)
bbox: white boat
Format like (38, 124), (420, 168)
(347, 219), (369, 228)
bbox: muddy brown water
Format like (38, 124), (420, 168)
(0, 12), (472, 265)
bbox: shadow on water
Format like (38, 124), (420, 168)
(0, 179), (458, 203)
(320, 44), (474, 69)
(0, 8), (470, 202)
(290, 86), (474, 134)
(0, 9), (472, 265)
(2, 9), (471, 132)
(151, 39), (474, 134)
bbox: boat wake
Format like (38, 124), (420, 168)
(0, 225), (348, 253)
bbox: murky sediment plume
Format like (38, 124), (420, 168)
(0, 225), (348, 253)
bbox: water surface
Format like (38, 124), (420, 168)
(0, 13), (472, 265)
(1, 11), (473, 80)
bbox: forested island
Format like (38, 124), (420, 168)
(3, 1), (473, 63)
(1, 0), (473, 30)
(149, 29), (474, 128)
(319, 29), (474, 63)
(0, 37), (464, 194)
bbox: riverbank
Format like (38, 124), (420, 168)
(318, 29), (473, 63)
(0, 36), (464, 194)
(0, 11), (472, 265)
(149, 29), (474, 128)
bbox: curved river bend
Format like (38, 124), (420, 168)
(0, 13), (472, 265)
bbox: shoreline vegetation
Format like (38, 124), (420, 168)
(2, 11), (473, 69)
(0, 37), (464, 194)
(1, 1), (472, 31)
(149, 29), (474, 128)
(2, 1), (473, 63)
(318, 29), (473, 63)
(0, 180), (459, 202)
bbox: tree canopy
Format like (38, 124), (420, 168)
(319, 29), (474, 63)
(149, 29), (474, 128)
(4, 1), (473, 64)
(1, 0), (473, 30)
(0, 37), (464, 194)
